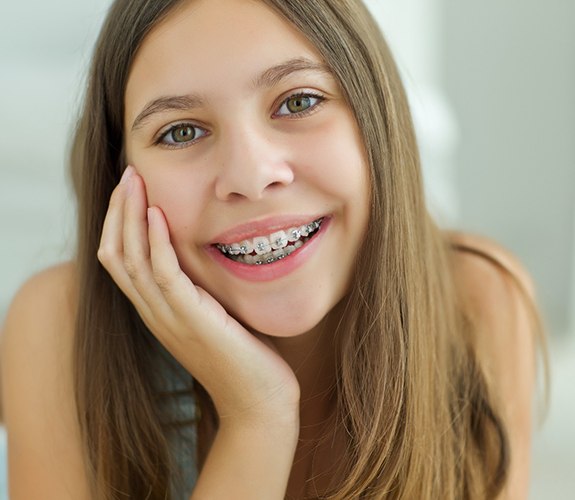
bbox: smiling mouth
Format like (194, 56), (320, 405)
(215, 218), (324, 265)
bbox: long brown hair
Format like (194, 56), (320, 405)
(70, 0), (525, 498)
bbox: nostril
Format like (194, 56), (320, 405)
(268, 180), (290, 189)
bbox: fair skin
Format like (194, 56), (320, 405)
(107, 1), (369, 495)
(0, 1), (537, 499)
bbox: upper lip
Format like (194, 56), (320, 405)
(209, 214), (326, 245)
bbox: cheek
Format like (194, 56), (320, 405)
(295, 116), (370, 206)
(133, 157), (212, 243)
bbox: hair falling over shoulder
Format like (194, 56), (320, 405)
(69, 0), (540, 498)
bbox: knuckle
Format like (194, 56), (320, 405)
(97, 245), (116, 267)
(123, 257), (141, 281)
(152, 269), (174, 294)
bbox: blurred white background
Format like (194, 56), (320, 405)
(1, 0), (574, 498)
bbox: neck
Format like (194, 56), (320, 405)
(266, 304), (343, 435)
(268, 306), (350, 499)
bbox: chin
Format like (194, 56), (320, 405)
(229, 295), (336, 338)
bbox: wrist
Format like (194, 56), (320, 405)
(218, 403), (300, 433)
(218, 413), (300, 456)
(212, 383), (301, 430)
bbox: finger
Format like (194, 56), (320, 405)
(98, 168), (155, 319)
(122, 172), (150, 273)
(122, 174), (153, 285)
(146, 206), (198, 304)
(147, 207), (244, 343)
(98, 166), (133, 264)
(146, 205), (226, 332)
(121, 173), (172, 318)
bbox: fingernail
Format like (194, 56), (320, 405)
(120, 165), (134, 185)
(147, 207), (154, 223)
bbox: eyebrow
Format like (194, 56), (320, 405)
(131, 94), (204, 131)
(130, 57), (332, 131)
(252, 57), (332, 89)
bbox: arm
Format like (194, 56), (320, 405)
(451, 234), (541, 500)
(190, 414), (298, 500)
(98, 168), (300, 499)
(0, 264), (92, 499)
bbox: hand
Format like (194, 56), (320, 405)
(97, 166), (300, 425)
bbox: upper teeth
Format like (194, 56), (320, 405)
(217, 218), (323, 256)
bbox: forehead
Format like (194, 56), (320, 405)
(125, 0), (326, 115)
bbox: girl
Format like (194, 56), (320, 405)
(1, 0), (544, 498)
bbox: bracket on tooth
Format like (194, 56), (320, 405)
(217, 218), (322, 258)
(270, 230), (288, 250)
(307, 221), (320, 233)
(253, 237), (272, 255)
(240, 240), (254, 255)
(288, 228), (301, 242)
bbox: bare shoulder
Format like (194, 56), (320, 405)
(447, 231), (539, 499)
(4, 261), (78, 325)
(1, 262), (78, 366)
(1, 262), (91, 499)
(448, 230), (535, 299)
(447, 232), (538, 389)
(1, 262), (78, 373)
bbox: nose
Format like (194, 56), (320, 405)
(214, 125), (294, 201)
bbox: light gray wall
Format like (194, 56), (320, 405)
(443, 0), (575, 336)
(0, 1), (112, 320)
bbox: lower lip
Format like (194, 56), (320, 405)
(206, 218), (330, 282)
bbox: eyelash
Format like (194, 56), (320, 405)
(154, 123), (208, 149)
(154, 91), (326, 149)
(273, 91), (326, 119)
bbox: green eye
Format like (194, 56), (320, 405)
(286, 95), (312, 113)
(159, 123), (208, 147)
(276, 93), (324, 117)
(171, 125), (196, 143)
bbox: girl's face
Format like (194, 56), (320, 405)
(124, 0), (370, 337)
